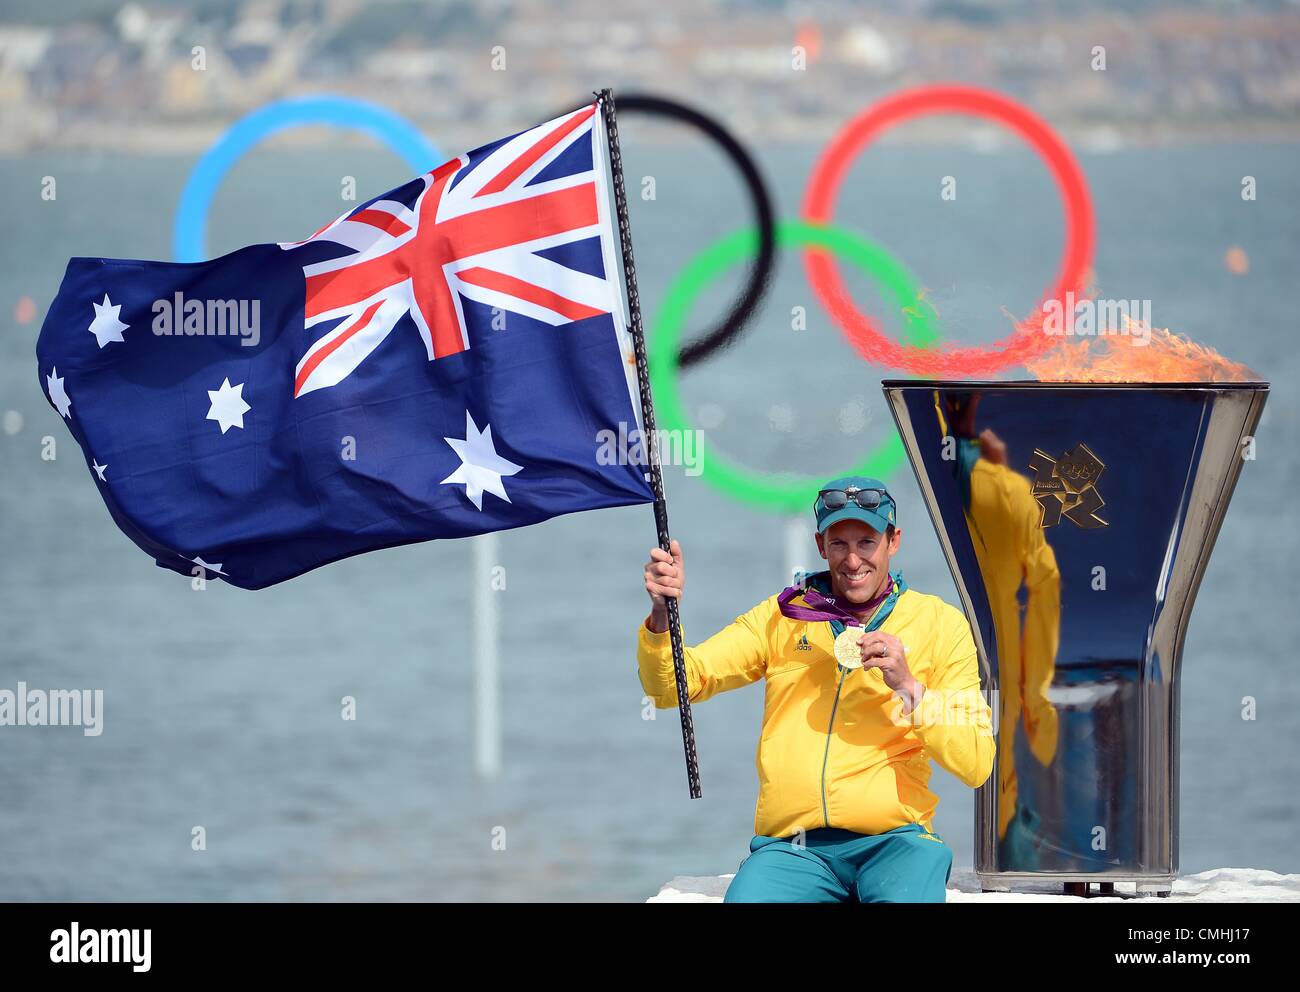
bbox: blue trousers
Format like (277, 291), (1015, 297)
(723, 824), (953, 903)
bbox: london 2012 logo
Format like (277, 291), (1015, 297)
(1029, 443), (1108, 529)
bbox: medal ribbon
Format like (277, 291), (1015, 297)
(777, 569), (908, 636)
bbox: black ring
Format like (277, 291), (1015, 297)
(561, 93), (776, 370)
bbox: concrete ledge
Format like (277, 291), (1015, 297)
(648, 867), (1300, 903)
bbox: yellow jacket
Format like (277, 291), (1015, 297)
(966, 459), (1061, 838)
(637, 585), (995, 838)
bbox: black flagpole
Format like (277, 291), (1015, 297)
(597, 88), (702, 800)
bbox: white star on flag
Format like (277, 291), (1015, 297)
(441, 411), (523, 510)
(190, 556), (226, 576)
(91, 459), (107, 481)
(88, 294), (128, 348)
(206, 377), (251, 434)
(46, 367), (72, 418)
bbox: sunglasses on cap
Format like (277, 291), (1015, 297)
(815, 486), (892, 513)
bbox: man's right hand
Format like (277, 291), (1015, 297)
(643, 539), (683, 634)
(979, 427), (1008, 466)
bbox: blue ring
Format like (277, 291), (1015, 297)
(173, 95), (442, 262)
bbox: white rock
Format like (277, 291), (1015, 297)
(648, 874), (736, 903)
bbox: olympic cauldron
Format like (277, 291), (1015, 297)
(882, 380), (1267, 896)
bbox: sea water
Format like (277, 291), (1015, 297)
(0, 140), (1295, 900)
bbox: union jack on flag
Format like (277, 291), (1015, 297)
(288, 104), (616, 398)
(37, 98), (655, 589)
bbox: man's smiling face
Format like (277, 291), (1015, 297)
(815, 518), (901, 607)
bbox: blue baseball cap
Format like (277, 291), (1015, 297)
(814, 476), (898, 536)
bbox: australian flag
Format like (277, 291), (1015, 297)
(36, 101), (655, 590)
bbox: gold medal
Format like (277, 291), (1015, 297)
(834, 626), (866, 670)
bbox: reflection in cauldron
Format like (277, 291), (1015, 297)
(885, 380), (1267, 895)
(938, 391), (1060, 872)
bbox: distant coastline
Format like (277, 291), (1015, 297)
(5, 116), (1300, 158)
(3, 0), (1299, 155)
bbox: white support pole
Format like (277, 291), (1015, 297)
(474, 531), (500, 780)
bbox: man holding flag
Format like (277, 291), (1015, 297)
(639, 478), (996, 903)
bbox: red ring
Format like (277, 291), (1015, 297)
(801, 84), (1094, 378)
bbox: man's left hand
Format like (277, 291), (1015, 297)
(858, 631), (925, 713)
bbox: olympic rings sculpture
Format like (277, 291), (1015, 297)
(178, 86), (1095, 512)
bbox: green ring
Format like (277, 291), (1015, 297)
(648, 219), (940, 514)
